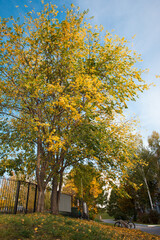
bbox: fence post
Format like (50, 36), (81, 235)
(25, 182), (30, 214)
(14, 180), (21, 214)
(33, 184), (38, 212)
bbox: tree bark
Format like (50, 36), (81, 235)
(37, 189), (45, 212)
(36, 136), (46, 212)
(51, 177), (59, 214)
(141, 167), (154, 210)
(143, 174), (154, 210)
(57, 171), (63, 205)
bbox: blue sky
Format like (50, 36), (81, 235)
(1, 0), (160, 144)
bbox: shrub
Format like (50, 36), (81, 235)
(137, 210), (160, 224)
(148, 210), (160, 224)
(137, 212), (149, 224)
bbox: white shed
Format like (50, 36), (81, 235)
(59, 193), (71, 213)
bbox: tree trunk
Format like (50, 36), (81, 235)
(57, 172), (63, 206)
(36, 136), (46, 213)
(141, 167), (154, 210)
(51, 177), (59, 214)
(37, 189), (45, 212)
(143, 175), (154, 210)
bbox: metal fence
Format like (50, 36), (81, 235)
(0, 177), (37, 214)
(0, 177), (89, 218)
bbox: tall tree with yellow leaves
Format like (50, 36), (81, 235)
(0, 3), (148, 213)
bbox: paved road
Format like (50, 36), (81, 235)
(136, 225), (160, 237)
(102, 219), (160, 237)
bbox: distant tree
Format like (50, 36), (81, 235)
(148, 131), (160, 190)
(63, 163), (106, 217)
(107, 185), (137, 220)
(107, 132), (160, 220)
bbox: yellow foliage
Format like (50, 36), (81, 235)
(90, 177), (102, 198)
(0, 2), (149, 201)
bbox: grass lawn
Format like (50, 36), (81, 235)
(0, 213), (159, 240)
(96, 212), (114, 220)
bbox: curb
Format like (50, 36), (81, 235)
(136, 224), (160, 228)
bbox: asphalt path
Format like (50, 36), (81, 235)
(102, 219), (160, 237)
